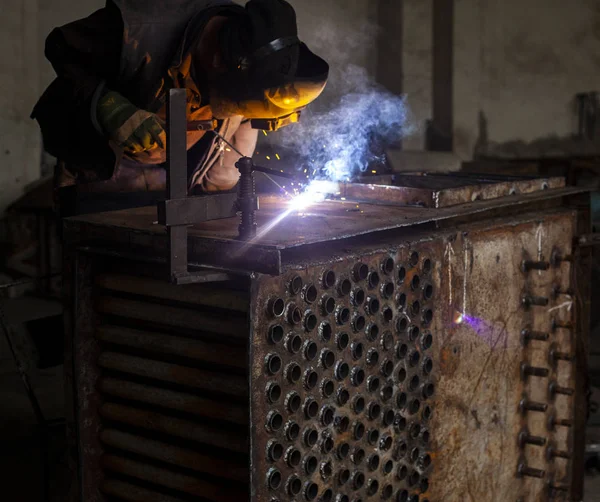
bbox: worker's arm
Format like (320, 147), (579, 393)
(32, 2), (158, 179)
(201, 120), (259, 192)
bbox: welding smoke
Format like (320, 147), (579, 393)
(270, 9), (414, 182)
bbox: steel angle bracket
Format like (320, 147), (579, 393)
(159, 88), (237, 285)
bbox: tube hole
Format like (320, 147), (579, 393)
(268, 298), (285, 317)
(304, 312), (318, 332)
(305, 369), (319, 390)
(381, 359), (394, 377)
(366, 479), (379, 496)
(381, 331), (394, 351)
(287, 447), (302, 467)
(396, 316), (408, 333)
(268, 441), (284, 462)
(366, 348), (380, 366)
(381, 385), (393, 402)
(368, 454), (380, 471)
(352, 342), (364, 360)
(396, 392), (408, 409)
(422, 309), (433, 326)
(351, 367), (366, 386)
(366, 323), (380, 341)
(354, 263), (369, 282)
(337, 387), (350, 405)
(352, 448), (365, 465)
(408, 375), (421, 391)
(380, 435), (393, 451)
(337, 332), (350, 350)
(267, 411), (283, 431)
(339, 469), (351, 485)
(422, 383), (435, 399)
(353, 314), (366, 332)
(421, 333), (433, 350)
(319, 322), (332, 342)
(286, 421), (300, 441)
(352, 288), (366, 306)
(423, 283), (433, 300)
(304, 341), (318, 361)
(266, 354), (282, 375)
(423, 258), (432, 274)
(409, 252), (419, 267)
(397, 367), (408, 383)
(353, 396), (366, 414)
(290, 276), (303, 295)
(267, 383), (281, 403)
(367, 376), (380, 393)
(288, 476), (302, 496)
(382, 307), (394, 324)
(383, 257), (395, 275)
(268, 325), (284, 344)
(336, 415), (350, 433)
(398, 266), (407, 283)
(337, 307), (351, 325)
(286, 362), (301, 383)
(368, 271), (380, 289)
(367, 297), (380, 315)
(383, 460), (394, 475)
(336, 362), (350, 380)
(304, 428), (318, 447)
(323, 270), (336, 289)
(422, 357), (433, 375)
(368, 402), (382, 420)
(411, 275), (421, 291)
(397, 293), (407, 308)
(322, 379), (335, 397)
(321, 406), (335, 426)
(383, 408), (396, 426)
(303, 284), (318, 303)
(408, 398), (420, 415)
(338, 278), (352, 296)
(397, 465), (408, 481)
(367, 428), (380, 445)
(354, 422), (365, 440)
(321, 349), (335, 369)
(267, 468), (282, 490)
(382, 282), (395, 300)
(304, 399), (319, 419)
(409, 351), (421, 367)
(286, 392), (301, 413)
(338, 443), (350, 459)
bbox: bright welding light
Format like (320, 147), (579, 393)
(453, 311), (464, 325)
(287, 180), (338, 211)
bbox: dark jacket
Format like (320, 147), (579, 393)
(32, 0), (242, 184)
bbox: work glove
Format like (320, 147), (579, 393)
(96, 91), (166, 154)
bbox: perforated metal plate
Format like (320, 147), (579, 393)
(251, 245), (440, 502)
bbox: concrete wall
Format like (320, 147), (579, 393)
(401, 0), (600, 159)
(454, 0), (600, 159)
(0, 0), (104, 213)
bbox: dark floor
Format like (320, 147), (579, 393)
(2, 295), (600, 500)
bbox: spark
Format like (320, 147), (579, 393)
(372, 170), (377, 174)
(341, 197), (346, 201)
(266, 156), (271, 160)
(225, 148), (231, 152)
(276, 154), (281, 160)
(262, 130), (268, 136)
(454, 311), (464, 324)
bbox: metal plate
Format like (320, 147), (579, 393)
(427, 210), (577, 502)
(250, 243), (441, 502)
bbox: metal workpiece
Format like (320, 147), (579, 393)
(250, 248), (437, 502)
(63, 173), (589, 501)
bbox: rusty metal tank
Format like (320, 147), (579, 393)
(62, 173), (591, 502)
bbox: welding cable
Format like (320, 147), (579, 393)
(207, 130), (295, 197)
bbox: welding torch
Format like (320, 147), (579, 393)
(188, 120), (304, 182)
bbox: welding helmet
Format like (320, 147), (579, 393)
(214, 0), (329, 131)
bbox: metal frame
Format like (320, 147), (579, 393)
(160, 89), (237, 284)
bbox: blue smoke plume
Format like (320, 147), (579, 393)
(277, 65), (412, 182)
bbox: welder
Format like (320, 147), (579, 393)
(32, 0), (329, 218)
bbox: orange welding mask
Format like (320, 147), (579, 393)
(213, 28), (330, 131)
